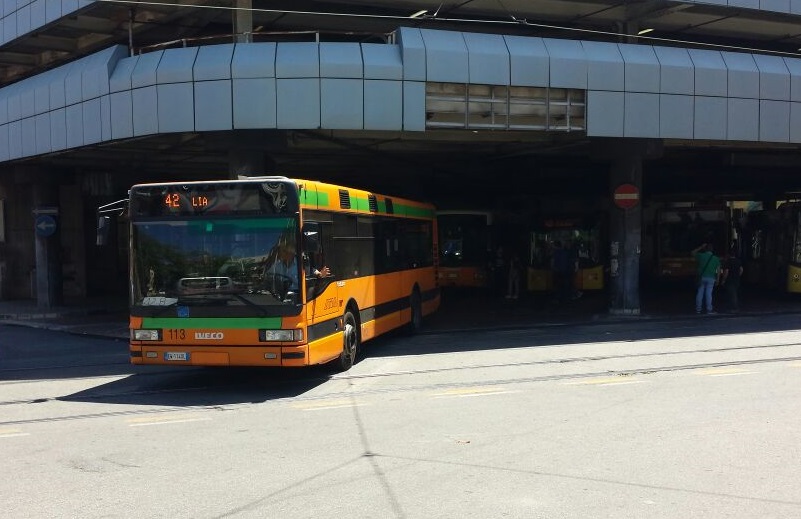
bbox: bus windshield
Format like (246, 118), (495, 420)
(131, 216), (302, 315)
(657, 209), (728, 258)
(438, 213), (490, 268)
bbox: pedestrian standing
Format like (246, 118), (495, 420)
(492, 246), (507, 296)
(506, 253), (522, 300)
(720, 248), (743, 312)
(551, 241), (576, 303)
(691, 243), (721, 314)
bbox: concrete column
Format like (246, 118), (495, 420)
(233, 0), (253, 43)
(32, 179), (63, 308)
(608, 155), (643, 315)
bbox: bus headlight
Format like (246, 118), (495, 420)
(132, 329), (162, 341)
(259, 329), (303, 342)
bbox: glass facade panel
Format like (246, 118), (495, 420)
(426, 82), (585, 131)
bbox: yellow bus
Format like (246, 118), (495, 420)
(654, 204), (731, 280)
(740, 202), (801, 293)
(526, 215), (605, 292)
(99, 177), (440, 371)
(436, 210), (493, 288)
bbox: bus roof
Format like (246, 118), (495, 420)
(129, 176), (436, 220)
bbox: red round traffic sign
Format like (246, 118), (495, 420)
(613, 183), (640, 209)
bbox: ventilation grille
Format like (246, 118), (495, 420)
(339, 189), (351, 209)
(368, 195), (377, 212)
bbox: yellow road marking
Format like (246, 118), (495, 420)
(292, 400), (364, 411)
(564, 377), (643, 386)
(127, 414), (211, 427)
(697, 367), (757, 377)
(433, 386), (517, 398)
(0, 428), (29, 438)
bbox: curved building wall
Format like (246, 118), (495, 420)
(3, 28), (801, 163)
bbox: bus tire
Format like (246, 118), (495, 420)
(408, 289), (423, 335)
(336, 310), (359, 372)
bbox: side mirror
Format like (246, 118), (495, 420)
(96, 215), (111, 246)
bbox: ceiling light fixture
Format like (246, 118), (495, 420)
(410, 9), (428, 18)
(637, 28), (654, 35)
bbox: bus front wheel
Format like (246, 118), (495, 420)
(336, 310), (359, 371)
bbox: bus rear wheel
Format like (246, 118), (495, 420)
(336, 310), (359, 371)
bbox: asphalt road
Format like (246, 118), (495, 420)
(2, 315), (801, 518)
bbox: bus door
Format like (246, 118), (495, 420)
(302, 220), (339, 322)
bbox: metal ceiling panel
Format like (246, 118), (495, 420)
(582, 41), (623, 92)
(361, 43), (402, 80)
(688, 49), (727, 97)
(753, 54), (790, 100)
(619, 44), (660, 94)
(194, 44), (234, 82)
(420, 29), (468, 83)
(543, 38), (587, 89)
(463, 32), (509, 86)
(231, 43), (276, 79)
(130, 50), (163, 89)
(156, 47), (198, 84)
(504, 35), (548, 87)
(654, 47), (694, 95)
(721, 51), (759, 98)
(320, 42), (363, 79)
(276, 42), (319, 78)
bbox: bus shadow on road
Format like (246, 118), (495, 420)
(58, 364), (339, 407)
(366, 310), (801, 358)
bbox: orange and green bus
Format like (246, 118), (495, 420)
(100, 177), (440, 371)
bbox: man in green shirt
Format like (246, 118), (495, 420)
(691, 243), (721, 314)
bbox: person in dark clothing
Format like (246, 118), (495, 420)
(720, 249), (743, 312)
(551, 240), (576, 303)
(491, 246), (507, 296)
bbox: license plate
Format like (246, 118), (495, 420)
(164, 352), (189, 361)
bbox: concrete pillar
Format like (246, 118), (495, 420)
(233, 0), (253, 43)
(608, 154), (643, 315)
(31, 179), (63, 308)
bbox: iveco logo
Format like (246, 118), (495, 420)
(195, 332), (224, 340)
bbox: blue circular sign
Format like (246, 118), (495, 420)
(35, 215), (57, 237)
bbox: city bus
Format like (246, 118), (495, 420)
(526, 215), (605, 293)
(97, 177), (440, 371)
(436, 210), (493, 288)
(653, 204), (732, 280)
(739, 201), (801, 293)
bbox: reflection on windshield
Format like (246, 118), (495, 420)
(132, 217), (301, 309)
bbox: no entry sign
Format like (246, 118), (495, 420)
(613, 183), (640, 209)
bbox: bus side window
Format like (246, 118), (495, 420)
(303, 220), (335, 299)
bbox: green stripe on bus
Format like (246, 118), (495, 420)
(187, 219), (291, 230)
(397, 204), (434, 219)
(347, 197), (433, 219)
(300, 190), (330, 207)
(142, 317), (283, 328)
